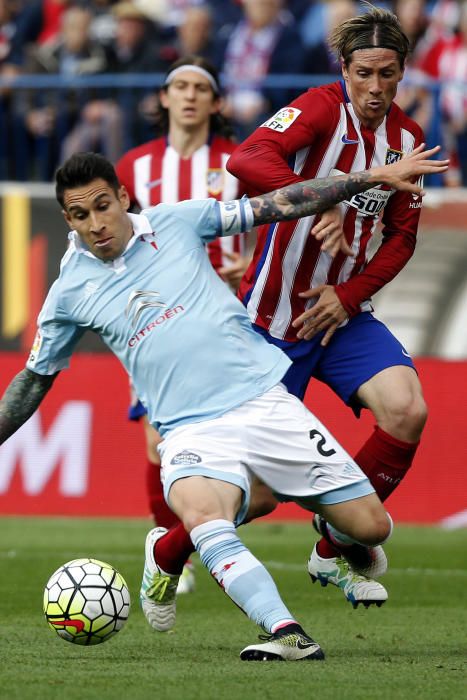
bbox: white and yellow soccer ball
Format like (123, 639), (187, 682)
(43, 558), (131, 645)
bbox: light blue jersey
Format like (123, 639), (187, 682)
(27, 198), (291, 436)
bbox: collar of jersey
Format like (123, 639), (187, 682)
(68, 212), (154, 263)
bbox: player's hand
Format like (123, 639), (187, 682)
(311, 206), (353, 257)
(371, 144), (449, 194)
(218, 251), (251, 292)
(292, 285), (348, 345)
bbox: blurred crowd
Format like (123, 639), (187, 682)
(0, 0), (465, 184)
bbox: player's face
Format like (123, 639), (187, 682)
(62, 179), (133, 262)
(342, 49), (404, 130)
(160, 70), (220, 130)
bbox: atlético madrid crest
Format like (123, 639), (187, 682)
(385, 148), (403, 164)
(207, 168), (224, 196)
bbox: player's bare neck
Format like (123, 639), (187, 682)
(168, 122), (210, 159)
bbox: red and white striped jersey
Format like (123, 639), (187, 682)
(228, 81), (425, 342)
(116, 135), (246, 271)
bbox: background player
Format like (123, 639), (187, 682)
(227, 2), (435, 599)
(0, 149), (446, 660)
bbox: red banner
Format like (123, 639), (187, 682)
(0, 353), (466, 524)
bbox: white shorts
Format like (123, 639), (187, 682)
(159, 383), (374, 524)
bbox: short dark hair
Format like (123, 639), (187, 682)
(55, 152), (120, 208)
(329, 1), (410, 69)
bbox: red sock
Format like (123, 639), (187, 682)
(316, 538), (339, 558)
(146, 460), (181, 529)
(353, 425), (419, 502)
(154, 524), (196, 575)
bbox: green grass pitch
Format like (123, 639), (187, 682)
(0, 517), (465, 700)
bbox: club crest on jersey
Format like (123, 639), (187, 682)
(385, 148), (403, 165)
(207, 168), (224, 196)
(261, 107), (301, 132)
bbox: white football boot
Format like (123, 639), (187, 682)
(140, 527), (179, 631)
(308, 544), (388, 609)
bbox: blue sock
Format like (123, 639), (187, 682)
(190, 519), (296, 633)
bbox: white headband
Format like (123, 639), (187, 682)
(164, 65), (220, 94)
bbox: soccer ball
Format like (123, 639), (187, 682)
(43, 558), (131, 645)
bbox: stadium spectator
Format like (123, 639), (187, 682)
(86, 0), (119, 49)
(13, 5), (110, 179)
(0, 0), (22, 178)
(0, 147), (445, 659)
(165, 4), (216, 65)
(303, 0), (357, 76)
(212, 0), (306, 139)
(299, 0), (330, 50)
(419, 0), (467, 185)
(227, 2), (434, 602)
(0, 0), (21, 65)
(115, 55), (253, 595)
(391, 0), (436, 182)
(9, 0), (73, 60)
(59, 2), (167, 161)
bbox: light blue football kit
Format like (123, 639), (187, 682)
(27, 196), (372, 509)
(27, 198), (290, 436)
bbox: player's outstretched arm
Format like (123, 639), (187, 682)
(0, 368), (59, 444)
(248, 144), (448, 226)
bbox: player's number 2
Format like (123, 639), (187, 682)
(309, 429), (337, 457)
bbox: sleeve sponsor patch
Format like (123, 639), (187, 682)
(28, 329), (42, 366)
(261, 107), (302, 132)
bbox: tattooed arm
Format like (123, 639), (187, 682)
(0, 368), (59, 444)
(248, 144), (448, 225)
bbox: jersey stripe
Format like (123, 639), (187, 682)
(238, 82), (424, 340)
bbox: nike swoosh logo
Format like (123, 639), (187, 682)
(341, 135), (359, 145)
(146, 178), (162, 190)
(50, 619), (85, 632)
(296, 639), (319, 650)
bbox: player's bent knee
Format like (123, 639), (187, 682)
(354, 512), (393, 546)
(380, 395), (428, 440)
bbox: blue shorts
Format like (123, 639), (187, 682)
(254, 312), (416, 416)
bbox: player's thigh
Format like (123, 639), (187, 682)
(244, 476), (278, 522)
(158, 418), (250, 527)
(356, 364), (427, 432)
(169, 476), (243, 531)
(315, 312), (416, 413)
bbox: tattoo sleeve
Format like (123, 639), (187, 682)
(0, 368), (58, 444)
(249, 171), (374, 225)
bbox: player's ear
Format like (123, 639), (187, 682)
(341, 58), (349, 81)
(398, 60), (406, 82)
(118, 185), (130, 211)
(159, 88), (169, 109)
(62, 208), (72, 228)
